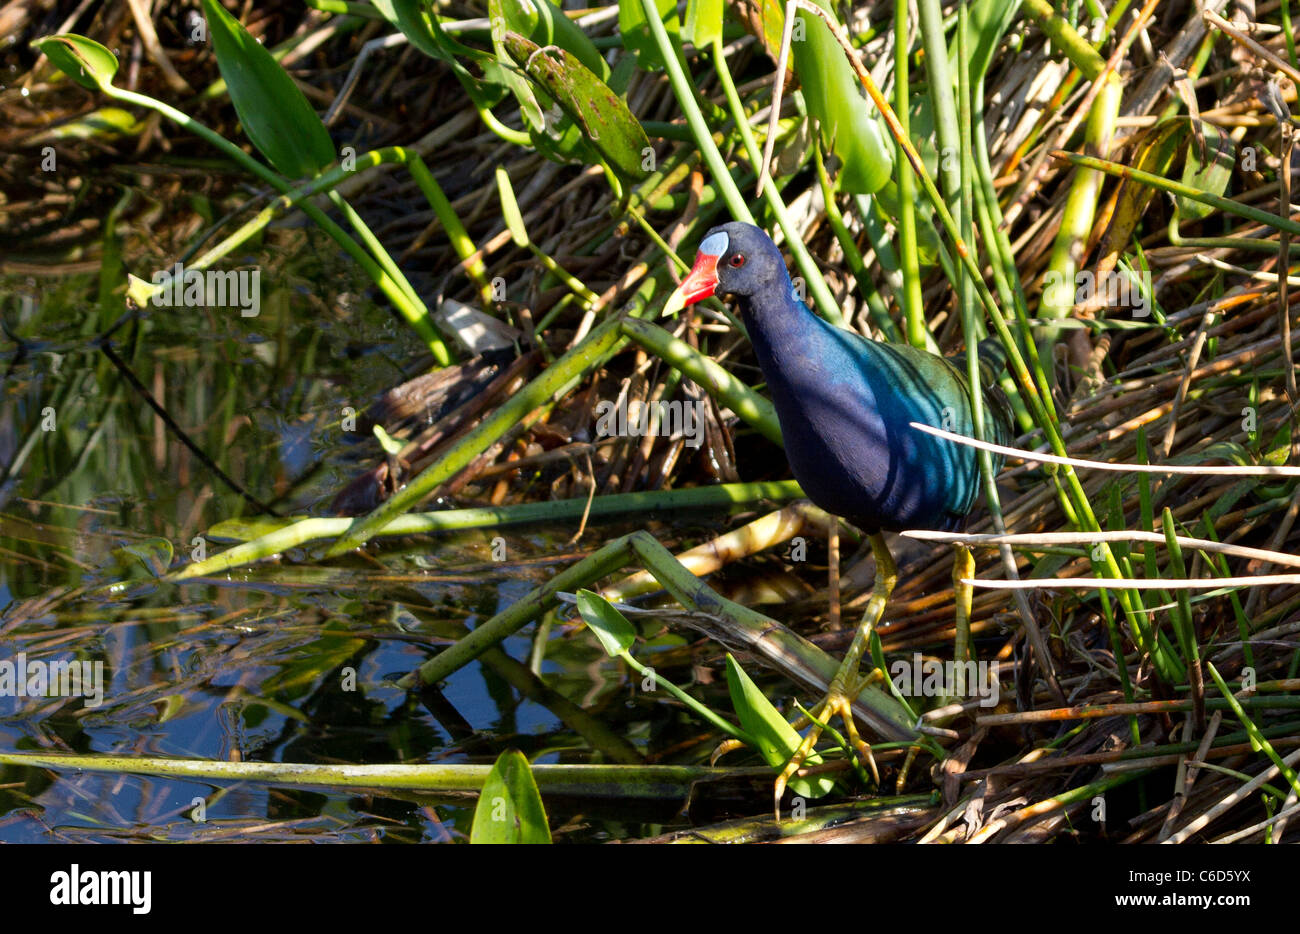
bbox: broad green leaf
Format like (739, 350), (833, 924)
(791, 0), (893, 194)
(724, 654), (835, 798)
(1178, 122), (1236, 222)
(683, 0), (724, 48)
(575, 589), (636, 657)
(470, 750), (552, 844)
(372, 0), (454, 62)
(502, 33), (652, 181)
(491, 0), (609, 80)
(487, 0), (592, 163)
(200, 0), (334, 178)
(618, 0), (681, 71)
(32, 34), (119, 92)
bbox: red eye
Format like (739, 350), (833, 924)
(728, 253), (746, 268)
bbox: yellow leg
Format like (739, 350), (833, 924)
(774, 532), (896, 818)
(827, 521), (841, 632)
(952, 543), (974, 697)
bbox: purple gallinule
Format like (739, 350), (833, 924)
(665, 221), (1012, 809)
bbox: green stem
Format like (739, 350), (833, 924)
(619, 317), (783, 443)
(1020, 0), (1107, 78)
(176, 481), (803, 578)
(894, 0), (925, 349)
(1058, 151), (1300, 237)
(812, 143), (898, 340)
(708, 35), (844, 327)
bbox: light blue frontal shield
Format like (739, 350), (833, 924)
(698, 230), (729, 258)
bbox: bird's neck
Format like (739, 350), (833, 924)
(739, 279), (836, 370)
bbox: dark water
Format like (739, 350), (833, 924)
(0, 272), (760, 842)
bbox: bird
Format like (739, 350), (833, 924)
(664, 221), (1013, 812)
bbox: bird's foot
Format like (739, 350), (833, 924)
(772, 670), (882, 820)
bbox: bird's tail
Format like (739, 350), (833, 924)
(953, 337), (1015, 450)
(974, 337), (1008, 385)
(952, 337), (1009, 389)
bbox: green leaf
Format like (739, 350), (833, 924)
(724, 654), (835, 798)
(378, 0), (474, 63)
(32, 34), (119, 92)
(953, 0), (1024, 90)
(496, 167), (530, 247)
(575, 589), (636, 657)
(1178, 122), (1236, 222)
(791, 0), (893, 193)
(502, 33), (652, 181)
(470, 750), (552, 843)
(491, 0), (609, 79)
(487, 0), (593, 163)
(682, 0), (724, 48)
(200, 0), (334, 178)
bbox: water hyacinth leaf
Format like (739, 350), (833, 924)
(487, 0), (592, 162)
(1178, 122), (1236, 222)
(503, 33), (652, 181)
(724, 654), (835, 798)
(469, 750), (552, 844)
(32, 34), (119, 92)
(575, 589), (636, 657)
(683, 0), (724, 48)
(790, 0), (893, 194)
(491, 0), (609, 79)
(618, 0), (682, 71)
(200, 0), (334, 178)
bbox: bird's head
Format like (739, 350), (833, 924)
(662, 222), (788, 316)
